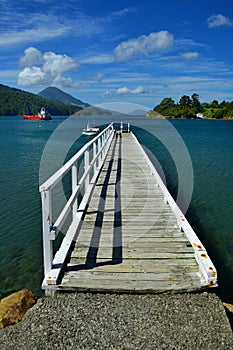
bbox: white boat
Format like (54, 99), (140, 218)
(82, 122), (99, 136)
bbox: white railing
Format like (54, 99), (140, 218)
(131, 132), (218, 288)
(39, 123), (114, 286)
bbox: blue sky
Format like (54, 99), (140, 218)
(1, 0), (233, 108)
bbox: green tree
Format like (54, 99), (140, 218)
(154, 97), (175, 115)
(209, 100), (219, 108)
(179, 95), (192, 107)
(191, 93), (202, 113)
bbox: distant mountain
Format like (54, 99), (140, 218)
(39, 87), (90, 108)
(73, 106), (112, 116)
(0, 84), (82, 116)
(129, 109), (148, 116)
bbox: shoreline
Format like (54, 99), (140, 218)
(146, 115), (233, 120)
(145, 110), (233, 120)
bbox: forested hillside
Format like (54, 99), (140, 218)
(153, 93), (233, 119)
(39, 87), (90, 108)
(0, 84), (82, 116)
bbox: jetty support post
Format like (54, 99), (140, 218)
(97, 137), (101, 168)
(71, 161), (78, 218)
(84, 147), (90, 192)
(41, 188), (53, 278)
(120, 121), (123, 133)
(93, 140), (97, 175)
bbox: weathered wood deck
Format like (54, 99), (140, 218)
(45, 130), (217, 294)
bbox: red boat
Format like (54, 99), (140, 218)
(23, 107), (52, 120)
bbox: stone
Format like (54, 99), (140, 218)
(0, 289), (38, 329)
(223, 302), (233, 314)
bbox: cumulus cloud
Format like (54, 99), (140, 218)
(207, 14), (233, 28)
(117, 86), (131, 95)
(114, 31), (174, 61)
(19, 47), (43, 67)
(117, 86), (145, 95)
(131, 86), (145, 94)
(102, 86), (145, 97)
(18, 47), (79, 87)
(43, 51), (78, 75)
(18, 67), (46, 86)
(181, 52), (199, 60)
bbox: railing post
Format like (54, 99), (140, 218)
(120, 121), (123, 133)
(41, 189), (53, 278)
(102, 134), (105, 155)
(93, 141), (97, 176)
(84, 148), (90, 191)
(100, 136), (103, 161)
(97, 137), (101, 167)
(102, 133), (106, 157)
(72, 162), (78, 218)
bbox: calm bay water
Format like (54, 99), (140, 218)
(0, 116), (233, 301)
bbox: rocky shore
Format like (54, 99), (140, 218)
(0, 291), (232, 349)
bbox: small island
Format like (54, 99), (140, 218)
(148, 93), (233, 119)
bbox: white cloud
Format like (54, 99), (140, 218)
(117, 86), (131, 95)
(18, 67), (46, 86)
(181, 52), (199, 60)
(102, 86), (145, 97)
(0, 8), (106, 47)
(207, 14), (233, 28)
(131, 86), (145, 94)
(86, 73), (105, 82)
(0, 27), (69, 46)
(131, 86), (145, 95)
(116, 86), (145, 95)
(114, 31), (174, 61)
(81, 54), (114, 64)
(19, 47), (43, 67)
(108, 7), (138, 19)
(43, 51), (78, 75)
(17, 47), (79, 88)
(102, 90), (113, 98)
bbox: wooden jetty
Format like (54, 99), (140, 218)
(39, 123), (217, 295)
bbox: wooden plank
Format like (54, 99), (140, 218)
(57, 278), (205, 293)
(127, 241), (191, 248)
(72, 236), (189, 243)
(71, 247), (195, 260)
(69, 257), (198, 267)
(63, 271), (200, 282)
(67, 263), (199, 274)
(78, 224), (181, 232)
(53, 131), (214, 293)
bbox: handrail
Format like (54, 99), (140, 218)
(40, 123), (114, 285)
(131, 132), (217, 287)
(40, 123), (114, 192)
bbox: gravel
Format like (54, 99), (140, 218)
(0, 292), (232, 350)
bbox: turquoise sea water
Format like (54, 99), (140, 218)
(0, 116), (233, 301)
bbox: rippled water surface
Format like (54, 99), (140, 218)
(0, 116), (232, 300)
